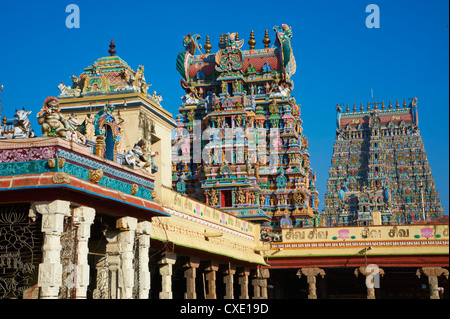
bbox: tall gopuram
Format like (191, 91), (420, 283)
(55, 40), (176, 191)
(172, 26), (320, 231)
(322, 98), (444, 227)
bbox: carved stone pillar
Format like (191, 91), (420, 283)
(355, 266), (384, 299)
(105, 229), (121, 299)
(72, 206), (95, 299)
(116, 217), (137, 299)
(416, 267), (449, 299)
(223, 264), (236, 299)
(252, 268), (270, 299)
(238, 268), (250, 299)
(204, 261), (219, 299)
(136, 221), (152, 299)
(297, 267), (326, 299)
(35, 200), (71, 299)
(159, 253), (177, 299)
(183, 257), (200, 299)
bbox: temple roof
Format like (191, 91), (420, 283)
(57, 40), (160, 104)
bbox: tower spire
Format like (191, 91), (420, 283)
(108, 39), (116, 56)
(248, 30), (256, 50)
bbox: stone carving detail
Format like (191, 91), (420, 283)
(37, 97), (70, 138)
(52, 172), (71, 184)
(0, 107), (35, 140)
(89, 169), (103, 184)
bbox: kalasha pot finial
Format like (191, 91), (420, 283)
(109, 39), (116, 56)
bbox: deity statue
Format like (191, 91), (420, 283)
(37, 97), (70, 138)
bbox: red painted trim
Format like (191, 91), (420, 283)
(265, 255), (449, 269)
(0, 173), (167, 221)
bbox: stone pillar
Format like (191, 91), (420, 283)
(252, 268), (270, 299)
(416, 267), (449, 299)
(183, 257), (200, 299)
(238, 268), (250, 299)
(223, 264), (236, 300)
(159, 253), (177, 299)
(136, 221), (152, 299)
(354, 266), (384, 299)
(105, 229), (121, 299)
(204, 261), (219, 299)
(72, 206), (95, 299)
(297, 268), (326, 299)
(35, 200), (71, 299)
(116, 217), (137, 299)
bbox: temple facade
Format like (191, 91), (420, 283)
(172, 26), (320, 234)
(0, 43), (268, 300)
(0, 34), (447, 301)
(322, 99), (444, 227)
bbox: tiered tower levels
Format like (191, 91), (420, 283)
(323, 98), (443, 227)
(172, 27), (319, 232)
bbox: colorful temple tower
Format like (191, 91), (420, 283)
(55, 40), (176, 191)
(322, 98), (444, 226)
(172, 26), (320, 232)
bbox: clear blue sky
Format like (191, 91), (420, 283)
(0, 0), (448, 214)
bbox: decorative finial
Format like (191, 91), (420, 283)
(396, 99), (400, 109)
(0, 84), (4, 117)
(388, 100), (392, 110)
(360, 102), (364, 112)
(219, 34), (224, 47)
(109, 39), (116, 56)
(204, 35), (212, 54)
(235, 32), (239, 41)
(381, 101), (385, 110)
(403, 99), (407, 109)
(353, 103), (356, 113)
(374, 101), (377, 109)
(367, 102), (370, 111)
(263, 29), (271, 49)
(346, 104), (349, 113)
(248, 30), (256, 50)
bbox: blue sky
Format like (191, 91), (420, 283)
(0, 0), (448, 214)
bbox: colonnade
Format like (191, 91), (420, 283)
(295, 266), (449, 299)
(33, 200), (267, 299)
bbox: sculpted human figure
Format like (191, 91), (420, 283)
(37, 97), (70, 138)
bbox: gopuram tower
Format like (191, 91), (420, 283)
(172, 26), (320, 234)
(322, 98), (444, 226)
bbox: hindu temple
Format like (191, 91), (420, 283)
(322, 99), (444, 226)
(172, 26), (320, 235)
(0, 28), (448, 301)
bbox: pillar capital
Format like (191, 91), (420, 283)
(35, 200), (70, 235)
(159, 253), (177, 265)
(354, 265), (385, 278)
(297, 267), (325, 299)
(116, 216), (138, 231)
(136, 220), (152, 235)
(297, 267), (326, 280)
(416, 267), (449, 279)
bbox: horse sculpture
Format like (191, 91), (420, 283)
(0, 108), (35, 140)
